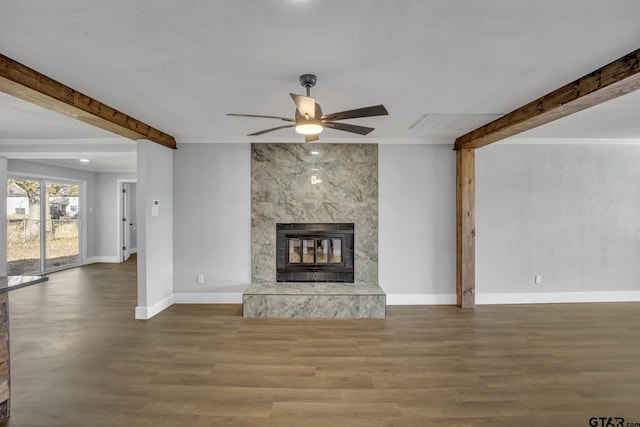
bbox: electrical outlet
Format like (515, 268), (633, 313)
(534, 275), (542, 285)
(197, 274), (205, 284)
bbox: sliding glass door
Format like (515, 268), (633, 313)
(7, 178), (81, 275)
(6, 178), (42, 275)
(45, 181), (80, 271)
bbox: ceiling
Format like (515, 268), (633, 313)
(1, 0), (640, 171)
(26, 155), (137, 174)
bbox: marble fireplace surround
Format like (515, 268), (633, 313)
(245, 143), (385, 318)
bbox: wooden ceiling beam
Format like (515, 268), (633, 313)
(454, 48), (640, 150)
(0, 54), (176, 149)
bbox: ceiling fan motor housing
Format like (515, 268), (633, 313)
(299, 74), (317, 89)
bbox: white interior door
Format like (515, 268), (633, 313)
(122, 183), (131, 262)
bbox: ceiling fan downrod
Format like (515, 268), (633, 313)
(299, 74), (317, 97)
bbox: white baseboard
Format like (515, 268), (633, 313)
(130, 248), (137, 254)
(386, 294), (456, 305)
(476, 291), (640, 305)
(132, 291), (640, 318)
(85, 256), (120, 264)
(380, 291), (640, 306)
(135, 294), (175, 320)
(173, 292), (243, 304)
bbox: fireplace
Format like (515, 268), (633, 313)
(276, 223), (354, 283)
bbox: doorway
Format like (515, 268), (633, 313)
(119, 181), (137, 262)
(7, 177), (82, 275)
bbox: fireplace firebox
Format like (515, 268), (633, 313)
(276, 223), (354, 282)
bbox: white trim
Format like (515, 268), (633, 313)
(135, 294), (174, 319)
(476, 291), (640, 305)
(80, 181), (87, 265)
(130, 247), (137, 254)
(128, 291), (640, 316)
(386, 294), (457, 305)
(360, 292), (640, 306)
(134, 306), (148, 319)
(85, 256), (120, 264)
(173, 292), (243, 304)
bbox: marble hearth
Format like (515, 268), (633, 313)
(243, 282), (386, 318)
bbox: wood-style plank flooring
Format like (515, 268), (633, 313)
(2, 257), (640, 426)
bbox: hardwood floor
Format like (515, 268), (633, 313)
(2, 258), (640, 426)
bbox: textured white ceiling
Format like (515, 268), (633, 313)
(0, 92), (119, 139)
(1, 0), (639, 148)
(514, 89), (640, 140)
(25, 155), (137, 173)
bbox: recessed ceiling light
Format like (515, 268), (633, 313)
(80, 159), (90, 163)
(311, 151), (320, 155)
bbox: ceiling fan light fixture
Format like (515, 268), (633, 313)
(227, 73), (387, 140)
(295, 121), (323, 135)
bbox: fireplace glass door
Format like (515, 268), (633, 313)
(277, 223), (354, 283)
(302, 239), (315, 263)
(288, 239), (301, 263)
(316, 239), (328, 263)
(330, 238), (342, 263)
(288, 237), (342, 265)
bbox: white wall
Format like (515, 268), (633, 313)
(476, 143), (640, 303)
(379, 144), (457, 303)
(172, 143), (251, 303)
(136, 140), (174, 319)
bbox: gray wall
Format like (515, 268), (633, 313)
(378, 144), (456, 300)
(172, 143), (251, 295)
(166, 141), (640, 303)
(476, 144), (640, 295)
(95, 172), (136, 260)
(170, 143), (455, 298)
(136, 140), (174, 316)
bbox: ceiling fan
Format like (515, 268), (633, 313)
(227, 74), (388, 142)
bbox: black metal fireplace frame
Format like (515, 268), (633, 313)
(276, 223), (354, 283)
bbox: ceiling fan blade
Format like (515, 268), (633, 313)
(305, 134), (320, 143)
(248, 124), (295, 136)
(322, 122), (375, 135)
(227, 113), (294, 122)
(321, 105), (388, 121)
(290, 93), (317, 119)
